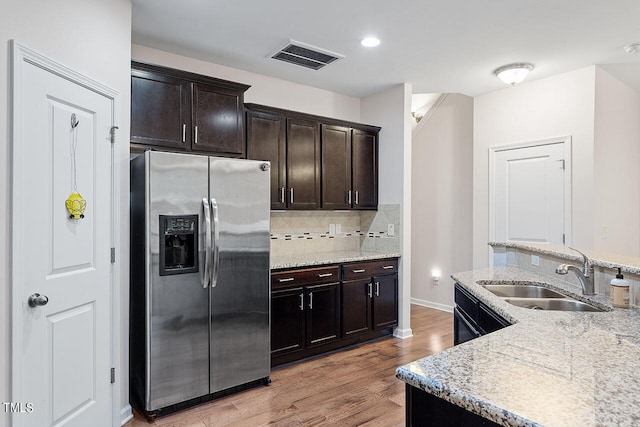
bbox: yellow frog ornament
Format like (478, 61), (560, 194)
(65, 192), (87, 219)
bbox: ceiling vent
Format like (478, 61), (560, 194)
(269, 40), (344, 70)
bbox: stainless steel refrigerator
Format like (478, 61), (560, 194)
(130, 151), (271, 416)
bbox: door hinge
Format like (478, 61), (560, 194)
(111, 247), (116, 263)
(562, 234), (566, 244)
(110, 126), (118, 144)
(558, 159), (565, 170)
(110, 368), (115, 384)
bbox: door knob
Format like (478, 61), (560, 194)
(28, 293), (49, 307)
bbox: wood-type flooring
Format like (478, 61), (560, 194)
(124, 304), (453, 427)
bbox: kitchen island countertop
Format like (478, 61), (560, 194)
(396, 266), (640, 427)
(271, 250), (401, 270)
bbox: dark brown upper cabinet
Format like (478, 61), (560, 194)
(286, 117), (321, 210)
(321, 124), (352, 210)
(321, 125), (378, 210)
(351, 129), (378, 209)
(246, 103), (379, 211)
(131, 61), (249, 157)
(246, 109), (287, 209)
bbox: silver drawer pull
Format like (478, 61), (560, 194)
(381, 265), (394, 270)
(352, 269), (366, 273)
(278, 277), (295, 282)
(318, 273), (333, 278)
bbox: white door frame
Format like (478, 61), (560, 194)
(10, 40), (122, 427)
(488, 136), (572, 264)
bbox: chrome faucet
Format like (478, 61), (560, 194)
(555, 247), (595, 295)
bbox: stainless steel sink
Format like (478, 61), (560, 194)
(482, 284), (566, 299)
(503, 297), (605, 312)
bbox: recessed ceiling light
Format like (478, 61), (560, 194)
(493, 63), (534, 86)
(361, 37), (380, 48)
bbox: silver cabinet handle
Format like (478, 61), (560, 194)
(290, 188), (294, 204)
(382, 265), (394, 270)
(375, 281), (380, 297)
(352, 269), (366, 273)
(317, 273), (333, 278)
(280, 187), (285, 204)
(308, 292), (313, 310)
(368, 283), (372, 298)
(299, 293), (304, 311)
(347, 190), (352, 204)
(210, 198), (220, 288)
(355, 190), (359, 205)
(278, 277), (295, 283)
(194, 125), (199, 144)
(202, 198), (212, 288)
(182, 124), (186, 143)
(28, 293), (48, 307)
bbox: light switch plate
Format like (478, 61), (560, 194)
(329, 224), (336, 235)
(531, 254), (540, 266)
(335, 223), (341, 234)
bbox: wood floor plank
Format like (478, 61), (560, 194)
(125, 305), (453, 426)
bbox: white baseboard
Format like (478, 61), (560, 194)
(120, 404), (133, 426)
(411, 298), (454, 313)
(393, 327), (413, 339)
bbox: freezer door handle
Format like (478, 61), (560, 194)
(202, 198), (212, 288)
(210, 198), (220, 288)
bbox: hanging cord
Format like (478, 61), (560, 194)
(70, 113), (79, 192)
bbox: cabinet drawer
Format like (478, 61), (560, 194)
(272, 265), (340, 289)
(342, 258), (398, 280)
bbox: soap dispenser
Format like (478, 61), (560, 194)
(610, 268), (630, 308)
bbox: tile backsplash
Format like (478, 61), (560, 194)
(270, 204), (400, 257)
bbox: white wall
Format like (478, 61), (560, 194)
(0, 1), (132, 425)
(473, 67), (596, 268)
(411, 94), (474, 310)
(132, 45), (361, 122)
(594, 68), (640, 256)
(361, 84), (413, 337)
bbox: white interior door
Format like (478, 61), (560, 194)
(492, 141), (568, 245)
(11, 43), (116, 427)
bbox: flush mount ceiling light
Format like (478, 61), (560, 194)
(624, 43), (640, 54)
(493, 62), (534, 86)
(361, 37), (380, 47)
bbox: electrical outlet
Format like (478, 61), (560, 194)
(602, 225), (609, 239)
(531, 255), (540, 266)
(329, 224), (336, 235)
(335, 223), (341, 234)
(387, 224), (395, 236)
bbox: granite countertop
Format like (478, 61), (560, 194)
(396, 266), (640, 427)
(271, 250), (401, 270)
(490, 241), (640, 275)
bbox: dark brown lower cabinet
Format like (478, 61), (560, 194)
(342, 259), (399, 338)
(271, 286), (305, 358)
(406, 384), (502, 426)
(305, 283), (341, 348)
(271, 258), (399, 367)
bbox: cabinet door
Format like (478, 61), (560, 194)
(342, 278), (372, 337)
(287, 118), (321, 209)
(131, 69), (190, 149)
(271, 287), (305, 358)
(192, 82), (245, 156)
(372, 274), (398, 329)
(352, 129), (378, 209)
(306, 283), (341, 348)
(247, 110), (287, 209)
(321, 124), (352, 210)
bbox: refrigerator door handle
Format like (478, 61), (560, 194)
(202, 198), (212, 288)
(210, 198), (220, 288)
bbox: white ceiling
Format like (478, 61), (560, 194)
(131, 0), (640, 98)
